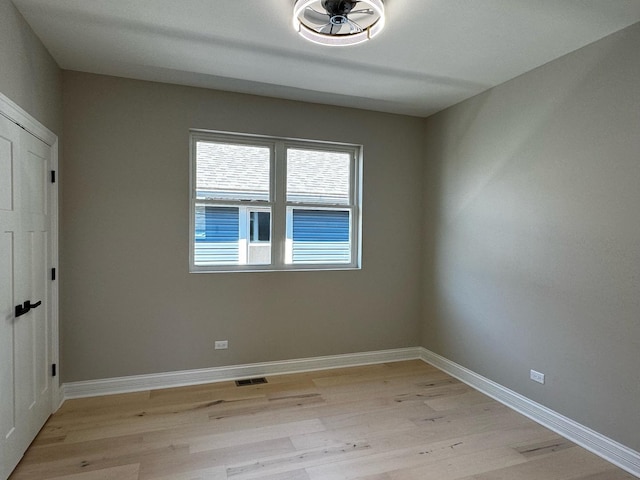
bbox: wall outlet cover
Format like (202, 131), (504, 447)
(530, 369), (545, 384)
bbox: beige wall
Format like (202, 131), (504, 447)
(422, 22), (640, 451)
(61, 71), (425, 383)
(0, 0), (61, 134)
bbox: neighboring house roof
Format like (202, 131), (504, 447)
(196, 141), (350, 204)
(197, 142), (270, 199)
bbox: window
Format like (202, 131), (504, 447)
(190, 131), (361, 272)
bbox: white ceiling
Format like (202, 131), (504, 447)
(13, 0), (640, 117)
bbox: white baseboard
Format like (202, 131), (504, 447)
(62, 347), (422, 400)
(419, 347), (640, 478)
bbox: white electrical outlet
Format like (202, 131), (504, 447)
(214, 340), (228, 350)
(530, 369), (545, 384)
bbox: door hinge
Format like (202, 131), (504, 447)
(51, 364), (57, 377)
(51, 170), (56, 183)
(51, 267), (56, 280)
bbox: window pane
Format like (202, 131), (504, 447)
(249, 211), (271, 242)
(289, 209), (351, 264)
(194, 206), (239, 265)
(194, 206), (272, 266)
(287, 149), (350, 204)
(196, 141), (270, 201)
(248, 210), (271, 265)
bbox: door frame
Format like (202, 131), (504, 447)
(0, 92), (60, 411)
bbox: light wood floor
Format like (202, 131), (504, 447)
(9, 360), (636, 480)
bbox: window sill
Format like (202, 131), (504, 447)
(189, 265), (361, 274)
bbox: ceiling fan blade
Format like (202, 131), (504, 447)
(304, 7), (330, 25)
(349, 9), (374, 15)
(347, 19), (364, 33)
(319, 23), (335, 34)
(349, 9), (374, 24)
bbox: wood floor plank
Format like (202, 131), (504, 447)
(137, 438), (295, 479)
(573, 471), (639, 480)
(384, 446), (527, 480)
(10, 442), (185, 479)
(513, 436), (575, 458)
(226, 441), (374, 479)
(43, 463), (140, 480)
(144, 466), (227, 480)
(258, 469), (311, 480)
(188, 418), (326, 453)
(303, 424), (556, 480)
(8, 361), (636, 480)
(456, 445), (632, 480)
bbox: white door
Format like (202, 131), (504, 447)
(0, 114), (52, 480)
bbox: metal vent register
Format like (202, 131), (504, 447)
(235, 377), (268, 386)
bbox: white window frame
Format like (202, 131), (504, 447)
(189, 130), (362, 273)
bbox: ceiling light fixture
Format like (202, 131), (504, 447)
(293, 0), (385, 47)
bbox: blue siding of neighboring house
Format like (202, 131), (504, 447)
(194, 207), (351, 265)
(200, 207), (239, 242)
(292, 209), (351, 263)
(292, 210), (349, 241)
(194, 207), (239, 264)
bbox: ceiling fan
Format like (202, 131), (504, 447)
(293, 0), (386, 46)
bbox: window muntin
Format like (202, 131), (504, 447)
(190, 131), (361, 272)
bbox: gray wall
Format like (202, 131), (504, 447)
(0, 0), (61, 134)
(422, 23), (640, 451)
(61, 71), (424, 383)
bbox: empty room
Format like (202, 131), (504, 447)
(1, 1), (639, 479)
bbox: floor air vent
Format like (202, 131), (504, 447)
(235, 377), (268, 386)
